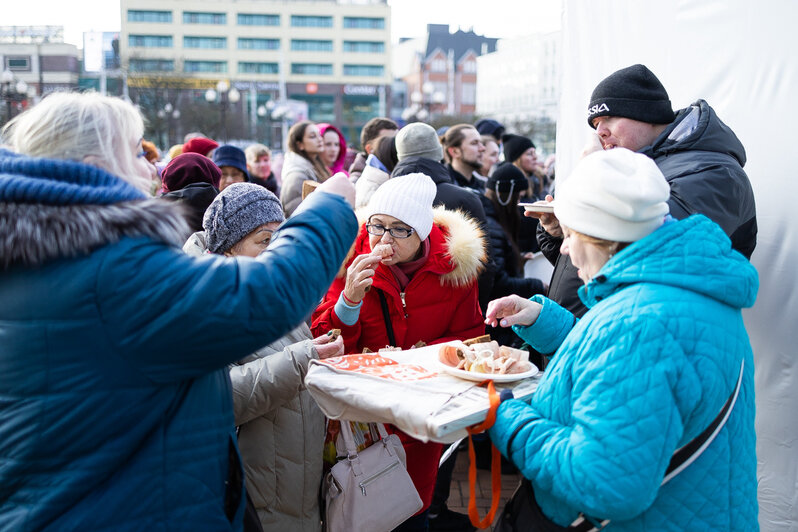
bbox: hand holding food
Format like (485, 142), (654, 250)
(343, 253), (382, 304)
(370, 242), (393, 262)
(531, 195), (562, 238)
(485, 295), (542, 328)
(313, 333), (345, 359)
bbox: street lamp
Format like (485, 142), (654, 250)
(1, 69), (30, 126)
(204, 80), (240, 142)
(157, 102), (181, 148)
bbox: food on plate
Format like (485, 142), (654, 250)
(463, 334), (491, 346)
(439, 341), (533, 375)
(378, 346), (401, 354)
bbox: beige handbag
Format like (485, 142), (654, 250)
(325, 422), (423, 532)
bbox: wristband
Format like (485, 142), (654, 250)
(342, 292), (359, 306)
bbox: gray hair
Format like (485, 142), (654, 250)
(2, 91), (151, 193)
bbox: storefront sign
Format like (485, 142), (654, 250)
(344, 84), (378, 96)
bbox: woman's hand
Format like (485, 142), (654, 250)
(485, 295), (542, 328)
(343, 253), (383, 304)
(318, 172), (355, 208)
(313, 334), (344, 359)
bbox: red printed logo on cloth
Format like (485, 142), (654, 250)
(319, 354), (437, 381)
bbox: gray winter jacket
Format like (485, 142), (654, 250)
(231, 326), (325, 532)
(183, 236), (325, 532)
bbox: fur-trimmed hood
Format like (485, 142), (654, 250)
(348, 205), (486, 287)
(0, 199), (190, 269)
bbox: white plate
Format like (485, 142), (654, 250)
(438, 361), (539, 383)
(520, 202), (554, 214)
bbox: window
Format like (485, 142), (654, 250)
(463, 60), (476, 74)
(237, 13), (280, 26)
(183, 12), (226, 25)
(291, 39), (333, 52)
(461, 83), (476, 105)
(6, 57), (30, 70)
(127, 10), (172, 23)
(290, 94), (335, 123)
(343, 94), (380, 124)
(238, 38), (280, 50)
(343, 41), (385, 53)
(183, 36), (227, 49)
(291, 63), (333, 76)
(343, 64), (384, 77)
(291, 15), (332, 28)
(128, 35), (173, 48)
(343, 17), (385, 29)
(431, 58), (446, 72)
(239, 62), (279, 74)
(184, 60), (227, 73)
(129, 59), (174, 72)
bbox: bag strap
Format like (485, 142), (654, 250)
(376, 289), (396, 347)
(465, 381), (503, 529)
(568, 357), (746, 532)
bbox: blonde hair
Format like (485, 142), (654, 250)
(2, 91), (151, 193)
(245, 143), (271, 164)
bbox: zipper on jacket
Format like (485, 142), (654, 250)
(359, 460), (400, 495)
(400, 292), (408, 318)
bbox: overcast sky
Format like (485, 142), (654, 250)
(4, 0), (562, 48)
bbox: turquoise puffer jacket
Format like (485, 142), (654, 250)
(489, 215), (759, 531)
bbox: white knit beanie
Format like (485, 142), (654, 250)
(367, 173), (437, 240)
(395, 122), (444, 162)
(554, 148), (670, 242)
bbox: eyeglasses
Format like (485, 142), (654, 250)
(366, 224), (414, 239)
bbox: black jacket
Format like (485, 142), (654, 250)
(643, 99), (757, 259)
(537, 225), (588, 317)
(392, 156), (495, 309)
(480, 196), (545, 299)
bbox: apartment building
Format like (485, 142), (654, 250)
(121, 0), (391, 145)
(392, 24), (496, 122)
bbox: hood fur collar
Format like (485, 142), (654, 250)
(1, 199), (190, 269)
(352, 206), (486, 287)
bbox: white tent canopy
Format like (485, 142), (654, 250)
(558, 2), (798, 530)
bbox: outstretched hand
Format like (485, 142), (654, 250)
(485, 295), (542, 329)
(525, 194), (562, 238)
(317, 172), (355, 208)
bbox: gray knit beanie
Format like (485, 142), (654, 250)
(395, 122), (444, 162)
(203, 182), (284, 254)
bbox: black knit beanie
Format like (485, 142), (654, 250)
(486, 162), (528, 194)
(501, 134), (535, 163)
(587, 64), (675, 128)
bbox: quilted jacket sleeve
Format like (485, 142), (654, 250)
(489, 319), (696, 521)
(311, 276), (364, 354)
(96, 192), (357, 383)
(229, 338), (316, 426)
(511, 295), (576, 355)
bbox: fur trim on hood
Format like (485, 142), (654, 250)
(348, 205), (486, 286)
(0, 199), (191, 269)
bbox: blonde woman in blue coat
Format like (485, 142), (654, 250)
(485, 148), (758, 531)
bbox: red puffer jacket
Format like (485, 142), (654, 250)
(312, 207), (487, 511)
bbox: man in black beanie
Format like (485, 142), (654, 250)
(536, 63), (757, 318)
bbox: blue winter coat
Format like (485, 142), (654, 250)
(489, 215), (759, 531)
(0, 151), (357, 531)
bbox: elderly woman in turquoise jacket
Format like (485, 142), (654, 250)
(0, 92), (357, 531)
(485, 148), (758, 531)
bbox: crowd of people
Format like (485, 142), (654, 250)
(0, 63), (758, 532)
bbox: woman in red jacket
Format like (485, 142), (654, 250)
(312, 172), (487, 532)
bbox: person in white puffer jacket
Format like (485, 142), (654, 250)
(184, 182), (343, 531)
